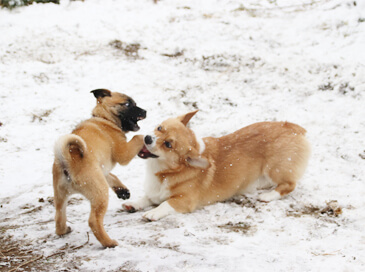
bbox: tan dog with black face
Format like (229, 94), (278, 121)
(123, 110), (310, 221)
(53, 89), (146, 247)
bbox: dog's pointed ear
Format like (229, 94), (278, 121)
(91, 89), (112, 99)
(186, 155), (209, 169)
(178, 110), (199, 126)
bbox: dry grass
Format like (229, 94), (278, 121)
(0, 232), (89, 271)
(0, 0), (59, 9)
(225, 195), (259, 210)
(218, 221), (257, 235)
(162, 51), (184, 58)
(287, 200), (343, 219)
(31, 109), (54, 123)
(109, 40), (142, 60)
(0, 235), (51, 272)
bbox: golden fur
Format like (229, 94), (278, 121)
(53, 89), (145, 247)
(124, 111), (310, 220)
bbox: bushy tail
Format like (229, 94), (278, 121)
(283, 122), (307, 135)
(54, 134), (87, 171)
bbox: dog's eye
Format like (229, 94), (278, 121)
(157, 126), (162, 131)
(164, 141), (172, 148)
(120, 102), (130, 107)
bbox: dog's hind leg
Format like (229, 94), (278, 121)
(259, 135), (310, 202)
(83, 172), (118, 248)
(54, 191), (72, 235)
(259, 166), (297, 202)
(106, 173), (130, 200)
(53, 163), (72, 236)
(259, 179), (296, 202)
(88, 196), (118, 248)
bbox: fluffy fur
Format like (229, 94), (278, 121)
(53, 89), (146, 247)
(123, 110), (310, 221)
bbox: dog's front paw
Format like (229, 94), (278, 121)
(122, 200), (145, 213)
(122, 202), (137, 213)
(142, 209), (162, 222)
(132, 135), (145, 148)
(122, 196), (153, 213)
(142, 201), (177, 221)
(114, 187), (130, 200)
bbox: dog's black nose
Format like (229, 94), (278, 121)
(145, 135), (153, 145)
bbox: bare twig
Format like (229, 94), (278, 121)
(45, 251), (66, 259)
(47, 232), (89, 259)
(234, 0), (333, 13)
(3, 232), (90, 271)
(312, 250), (341, 256)
(0, 219), (53, 230)
(1, 247), (18, 253)
(8, 255), (43, 272)
(59, 243), (70, 251)
(71, 232), (90, 250)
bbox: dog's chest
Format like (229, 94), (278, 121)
(100, 160), (115, 176)
(144, 160), (170, 204)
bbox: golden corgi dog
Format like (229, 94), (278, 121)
(53, 89), (146, 247)
(123, 110), (310, 221)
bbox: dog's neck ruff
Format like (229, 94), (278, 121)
(195, 135), (206, 155)
(91, 116), (123, 132)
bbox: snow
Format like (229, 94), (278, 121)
(1, 0), (365, 271)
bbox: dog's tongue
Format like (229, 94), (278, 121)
(138, 145), (154, 159)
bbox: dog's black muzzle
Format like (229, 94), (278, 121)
(119, 106), (146, 132)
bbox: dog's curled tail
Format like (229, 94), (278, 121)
(54, 134), (87, 167)
(283, 122), (307, 135)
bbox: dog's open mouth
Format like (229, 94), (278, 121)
(119, 107), (146, 132)
(130, 117), (143, 131)
(122, 115), (145, 132)
(138, 145), (159, 159)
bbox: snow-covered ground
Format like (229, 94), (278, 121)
(1, 0), (365, 271)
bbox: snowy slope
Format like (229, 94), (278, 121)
(0, 0), (365, 271)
